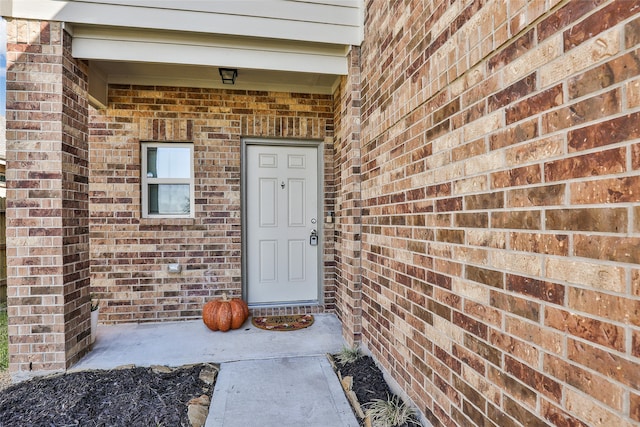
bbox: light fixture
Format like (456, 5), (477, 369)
(219, 68), (238, 85)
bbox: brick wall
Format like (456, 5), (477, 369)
(333, 46), (364, 345)
(6, 20), (90, 375)
(358, 1), (640, 426)
(89, 86), (335, 322)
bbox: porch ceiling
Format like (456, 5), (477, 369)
(88, 60), (341, 95)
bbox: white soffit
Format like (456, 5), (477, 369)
(91, 61), (340, 95)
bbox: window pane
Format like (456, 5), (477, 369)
(146, 147), (191, 178)
(148, 184), (190, 214)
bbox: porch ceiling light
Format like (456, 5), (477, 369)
(219, 68), (238, 85)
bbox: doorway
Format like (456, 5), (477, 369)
(243, 141), (321, 305)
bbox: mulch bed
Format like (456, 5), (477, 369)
(0, 354), (416, 426)
(0, 364), (214, 427)
(332, 354), (420, 427)
(338, 355), (391, 405)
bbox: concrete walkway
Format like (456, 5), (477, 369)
(73, 314), (359, 427)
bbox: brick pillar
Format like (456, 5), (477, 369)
(6, 20), (90, 377)
(333, 46), (363, 345)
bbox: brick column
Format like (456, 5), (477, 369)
(333, 46), (363, 345)
(6, 20), (90, 376)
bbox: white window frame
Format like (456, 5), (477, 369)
(141, 142), (195, 218)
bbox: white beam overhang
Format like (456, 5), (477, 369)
(71, 26), (349, 76)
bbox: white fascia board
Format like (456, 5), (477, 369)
(76, 0), (361, 27)
(2, 0), (362, 45)
(72, 25), (349, 58)
(73, 37), (348, 75)
(0, 0), (69, 19)
(70, 26), (350, 75)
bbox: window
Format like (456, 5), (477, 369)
(141, 142), (194, 218)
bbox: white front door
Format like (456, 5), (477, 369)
(246, 144), (319, 305)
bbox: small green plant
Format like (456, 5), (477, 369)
(335, 345), (363, 365)
(365, 394), (419, 427)
(0, 307), (7, 371)
(90, 293), (100, 312)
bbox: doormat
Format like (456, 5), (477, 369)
(251, 314), (314, 331)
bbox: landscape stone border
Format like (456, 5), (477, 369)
(327, 354), (371, 427)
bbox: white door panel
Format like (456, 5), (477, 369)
(288, 240), (306, 281)
(259, 240), (277, 282)
(288, 179), (306, 226)
(259, 179), (278, 227)
(247, 145), (319, 304)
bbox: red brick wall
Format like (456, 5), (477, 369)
(358, 1), (640, 426)
(60, 28), (91, 369)
(333, 46), (364, 344)
(89, 86), (335, 322)
(6, 20), (90, 375)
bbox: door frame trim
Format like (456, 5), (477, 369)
(241, 137), (324, 308)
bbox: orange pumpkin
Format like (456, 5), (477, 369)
(202, 294), (250, 332)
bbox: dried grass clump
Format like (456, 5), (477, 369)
(335, 345), (363, 365)
(365, 394), (419, 427)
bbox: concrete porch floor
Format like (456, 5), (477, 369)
(73, 313), (359, 427)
